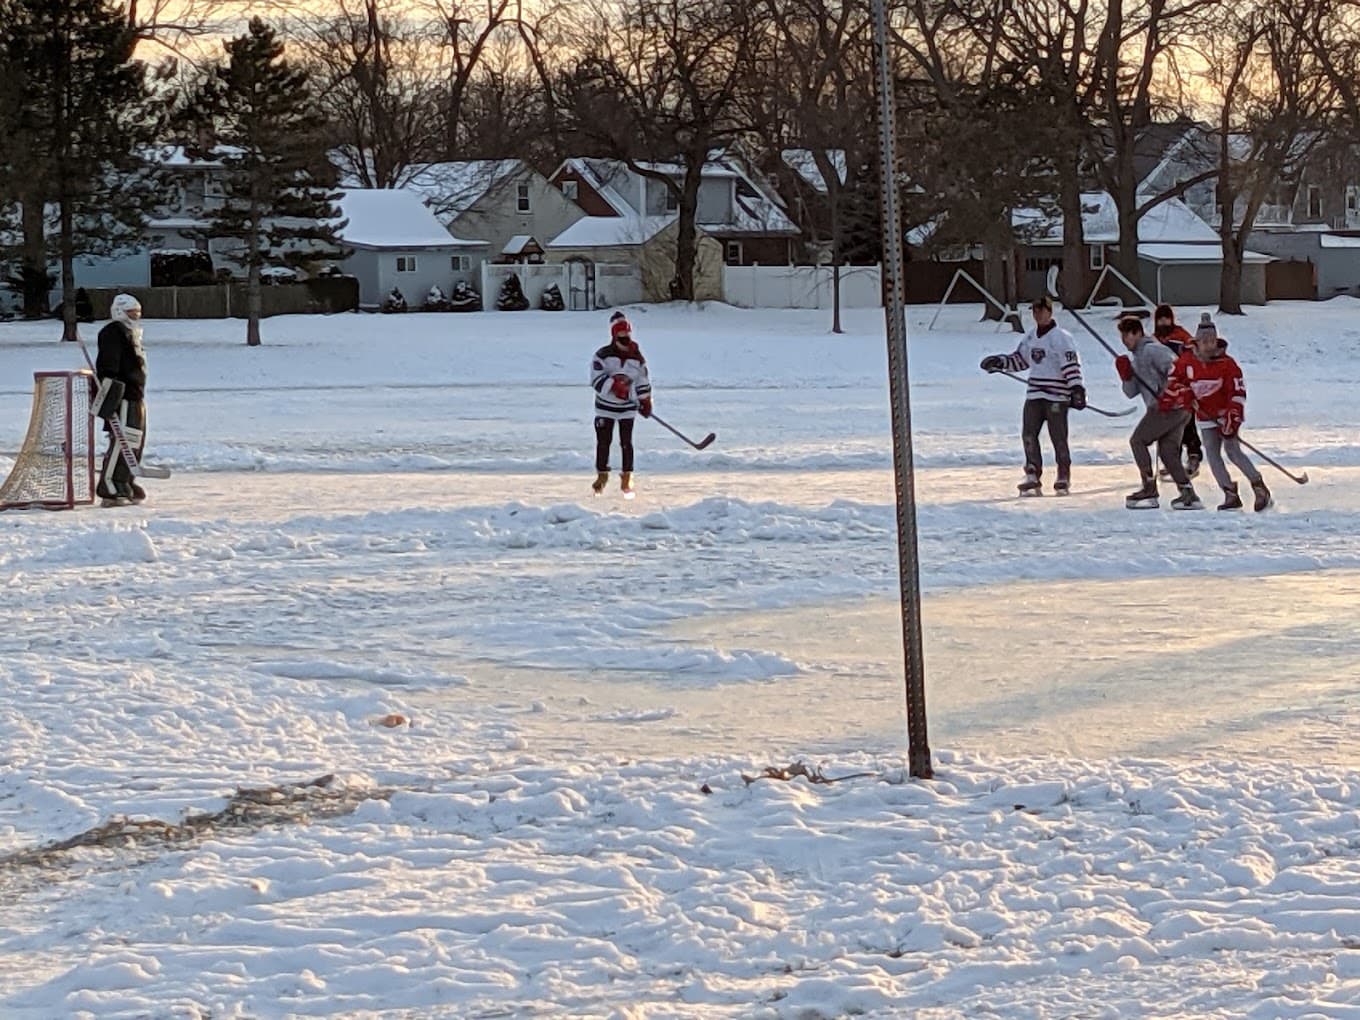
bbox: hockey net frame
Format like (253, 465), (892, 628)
(0, 370), (97, 511)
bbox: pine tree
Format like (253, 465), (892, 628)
(187, 18), (346, 346)
(5, 0), (165, 339)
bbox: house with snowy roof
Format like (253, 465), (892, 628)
(547, 154), (800, 267)
(400, 159), (584, 269)
(335, 189), (488, 309)
(1013, 192), (1272, 306)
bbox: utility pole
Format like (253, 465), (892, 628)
(870, 0), (931, 780)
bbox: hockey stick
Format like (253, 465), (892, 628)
(74, 335), (171, 480)
(991, 368), (1137, 417)
(1235, 436), (1309, 485)
(647, 412), (715, 450)
(1044, 269), (1308, 485)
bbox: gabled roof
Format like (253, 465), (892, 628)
(336, 189), (486, 249)
(502, 234), (543, 256)
(547, 215), (677, 249)
(1133, 119), (1201, 186)
(402, 160), (525, 222)
(553, 158), (636, 216)
(780, 149), (847, 193)
(1016, 192), (1220, 245)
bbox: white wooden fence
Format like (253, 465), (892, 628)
(481, 262), (643, 311)
(722, 264), (883, 309)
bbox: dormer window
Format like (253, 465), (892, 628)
(664, 188), (679, 212)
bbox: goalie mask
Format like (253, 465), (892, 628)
(110, 293), (145, 358)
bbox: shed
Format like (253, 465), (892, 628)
(546, 216), (723, 302)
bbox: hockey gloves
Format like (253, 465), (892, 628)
(1068, 385), (1087, 410)
(638, 397), (653, 418)
(1219, 408), (1243, 437)
(1157, 378), (1190, 414)
(979, 355), (1005, 373)
(91, 377), (126, 420)
(610, 374), (631, 400)
(1114, 355), (1134, 382)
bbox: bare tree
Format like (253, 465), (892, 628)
(561, 0), (757, 302)
(1199, 1), (1336, 313)
(283, 0), (445, 188)
(746, 0), (874, 332)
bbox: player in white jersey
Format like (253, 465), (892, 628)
(980, 295), (1086, 495)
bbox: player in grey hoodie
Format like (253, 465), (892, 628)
(1115, 316), (1203, 510)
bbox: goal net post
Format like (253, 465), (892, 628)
(0, 370), (97, 511)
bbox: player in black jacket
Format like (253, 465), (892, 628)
(93, 293), (149, 506)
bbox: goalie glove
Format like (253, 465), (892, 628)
(91, 377), (126, 420)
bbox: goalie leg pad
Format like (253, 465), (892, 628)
(92, 377), (126, 420)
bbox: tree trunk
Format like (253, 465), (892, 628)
(981, 243), (1006, 322)
(1218, 226), (1244, 315)
(830, 187), (842, 335)
(670, 170), (703, 302)
(247, 216), (262, 346)
(1059, 173), (1086, 307)
(58, 199), (78, 341)
(20, 195), (49, 320)
(1112, 172), (1143, 303)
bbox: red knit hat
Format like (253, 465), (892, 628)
(611, 318), (632, 340)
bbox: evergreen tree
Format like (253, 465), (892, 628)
(187, 18), (346, 346)
(6, 0), (165, 339)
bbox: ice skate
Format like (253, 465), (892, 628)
(1125, 479), (1159, 510)
(130, 482), (147, 503)
(1186, 452), (1202, 478)
(620, 471), (635, 499)
(1251, 478), (1272, 512)
(1017, 471), (1042, 497)
(591, 470), (609, 495)
(1053, 473), (1070, 496)
(1217, 484), (1243, 511)
(1171, 484), (1204, 511)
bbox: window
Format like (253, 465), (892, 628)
(725, 240), (743, 265)
(1024, 255), (1062, 273)
(1307, 185), (1322, 219)
(396, 256), (417, 272)
(516, 183), (531, 213)
(1089, 244), (1105, 271)
(664, 188), (679, 212)
(450, 254), (471, 272)
(560, 180), (579, 201)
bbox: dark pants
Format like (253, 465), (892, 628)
(595, 416), (634, 473)
(99, 399), (146, 497)
(1021, 399), (1070, 480)
(1130, 407), (1192, 487)
(1181, 417), (1202, 458)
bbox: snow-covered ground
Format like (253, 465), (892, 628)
(2, 300), (1359, 1018)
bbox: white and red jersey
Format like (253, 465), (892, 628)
(995, 321), (1084, 402)
(590, 340), (652, 420)
(1173, 349), (1246, 426)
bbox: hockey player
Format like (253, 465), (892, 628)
(980, 295), (1086, 496)
(589, 315), (652, 496)
(1152, 303), (1202, 479)
(1174, 314), (1271, 511)
(1115, 315), (1202, 510)
(93, 293), (149, 507)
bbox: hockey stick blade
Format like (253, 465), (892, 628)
(993, 368), (1135, 417)
(649, 412), (716, 451)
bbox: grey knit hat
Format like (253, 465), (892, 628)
(1194, 312), (1218, 344)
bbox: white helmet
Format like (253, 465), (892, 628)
(110, 293), (142, 325)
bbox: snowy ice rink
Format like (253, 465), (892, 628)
(2, 300), (1359, 1017)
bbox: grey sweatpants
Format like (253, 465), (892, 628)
(1200, 425), (1261, 489)
(1130, 407), (1192, 486)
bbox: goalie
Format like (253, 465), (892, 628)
(92, 294), (149, 506)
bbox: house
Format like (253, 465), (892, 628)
(1013, 192), (1271, 306)
(545, 215), (722, 304)
(548, 154), (800, 266)
(401, 160), (584, 267)
(336, 189), (488, 308)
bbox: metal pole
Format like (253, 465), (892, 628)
(871, 0), (932, 779)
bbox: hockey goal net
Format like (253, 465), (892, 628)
(0, 370), (97, 511)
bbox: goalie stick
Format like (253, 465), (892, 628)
(74, 335), (172, 480)
(647, 411), (715, 450)
(991, 368), (1137, 417)
(1044, 267), (1307, 485)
